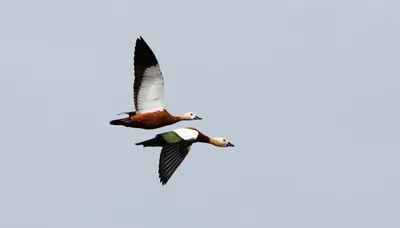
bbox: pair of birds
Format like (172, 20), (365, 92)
(110, 37), (234, 185)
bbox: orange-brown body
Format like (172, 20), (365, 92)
(110, 110), (180, 130)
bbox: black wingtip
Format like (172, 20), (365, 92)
(159, 175), (168, 185)
(134, 36), (158, 68)
(136, 36), (148, 45)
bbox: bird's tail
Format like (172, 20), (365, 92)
(110, 111), (136, 125)
(135, 136), (164, 147)
(109, 118), (124, 125)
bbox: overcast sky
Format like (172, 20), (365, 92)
(1, 0), (400, 227)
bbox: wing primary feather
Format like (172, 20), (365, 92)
(158, 142), (191, 185)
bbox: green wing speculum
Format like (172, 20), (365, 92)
(161, 131), (183, 143)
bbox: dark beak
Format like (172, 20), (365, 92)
(194, 116), (202, 120)
(227, 142), (234, 147)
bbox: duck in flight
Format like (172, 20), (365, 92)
(135, 127), (234, 185)
(110, 37), (202, 129)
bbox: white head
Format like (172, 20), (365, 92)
(209, 137), (235, 147)
(180, 112), (202, 121)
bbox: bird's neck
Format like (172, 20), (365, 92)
(196, 132), (211, 144)
(165, 115), (181, 125)
(159, 110), (182, 125)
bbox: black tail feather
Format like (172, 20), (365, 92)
(135, 135), (164, 147)
(110, 118), (123, 125)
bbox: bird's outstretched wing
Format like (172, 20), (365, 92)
(133, 37), (165, 114)
(158, 140), (193, 185)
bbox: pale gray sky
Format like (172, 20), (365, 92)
(1, 0), (400, 227)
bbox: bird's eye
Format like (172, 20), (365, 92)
(190, 113), (193, 116)
(223, 139), (226, 141)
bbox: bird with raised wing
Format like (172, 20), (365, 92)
(135, 127), (234, 185)
(110, 37), (202, 129)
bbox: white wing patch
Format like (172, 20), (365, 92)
(173, 128), (199, 141)
(136, 64), (165, 114)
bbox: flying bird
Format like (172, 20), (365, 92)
(135, 127), (234, 185)
(110, 37), (202, 129)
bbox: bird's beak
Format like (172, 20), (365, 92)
(227, 142), (234, 147)
(194, 116), (202, 120)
